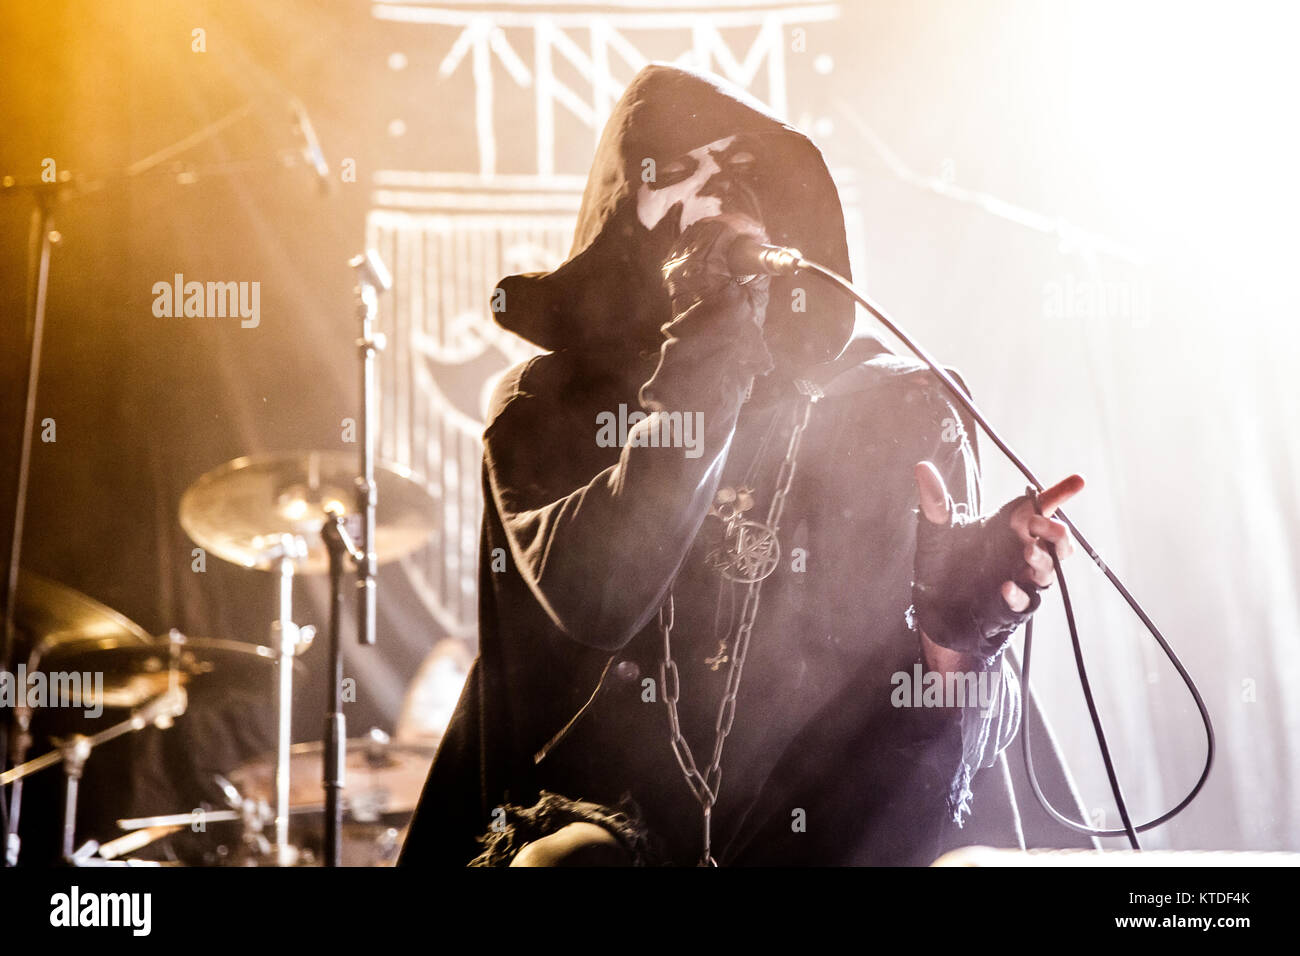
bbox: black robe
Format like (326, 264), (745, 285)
(400, 64), (1094, 866)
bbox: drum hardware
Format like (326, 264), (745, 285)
(117, 773), (277, 866)
(272, 554), (312, 867)
(178, 437), (434, 866)
(3, 605), (294, 865)
(112, 731), (435, 866)
(65, 842), (167, 868)
(224, 729), (436, 819)
(175, 440), (435, 867)
(0, 682), (188, 864)
(3, 573), (156, 864)
(96, 825), (183, 861)
(118, 808), (244, 829)
(209, 772), (272, 860)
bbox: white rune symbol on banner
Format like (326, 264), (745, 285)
(372, 1), (841, 177)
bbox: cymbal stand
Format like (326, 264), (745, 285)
(268, 542), (314, 866)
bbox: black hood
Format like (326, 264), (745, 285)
(494, 63), (854, 372)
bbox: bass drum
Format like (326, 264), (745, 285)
(216, 821), (409, 868)
(219, 730), (437, 866)
(395, 637), (473, 746)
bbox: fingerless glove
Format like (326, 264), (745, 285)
(910, 493), (1041, 660)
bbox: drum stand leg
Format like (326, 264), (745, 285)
(272, 556), (304, 867)
(57, 735), (90, 864)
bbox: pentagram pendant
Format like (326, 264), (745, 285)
(709, 519), (781, 583)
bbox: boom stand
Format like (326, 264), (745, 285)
(316, 251), (388, 866)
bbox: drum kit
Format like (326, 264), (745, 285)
(1, 252), (448, 867)
(1, 449), (439, 867)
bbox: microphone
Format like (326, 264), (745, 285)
(727, 236), (805, 277)
(289, 96), (332, 194)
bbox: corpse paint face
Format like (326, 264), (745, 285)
(636, 135), (762, 234)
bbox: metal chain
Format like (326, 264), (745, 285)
(659, 383), (819, 865)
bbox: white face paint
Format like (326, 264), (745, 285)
(636, 135), (760, 234)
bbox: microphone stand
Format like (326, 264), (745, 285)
(320, 511), (360, 868)
(318, 251), (389, 866)
(1, 179), (65, 866)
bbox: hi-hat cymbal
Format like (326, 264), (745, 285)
(179, 450), (436, 573)
(41, 633), (285, 711)
(12, 571), (152, 660)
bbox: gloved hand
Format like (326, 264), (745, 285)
(660, 214), (771, 316)
(912, 493), (1042, 660)
(910, 462), (1085, 661)
(640, 215), (775, 412)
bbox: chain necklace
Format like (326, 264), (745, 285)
(700, 402), (787, 670)
(659, 380), (820, 866)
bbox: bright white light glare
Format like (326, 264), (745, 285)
(1058, 1), (1300, 340)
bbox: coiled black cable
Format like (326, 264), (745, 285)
(795, 255), (1215, 846)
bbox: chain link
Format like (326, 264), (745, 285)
(659, 387), (817, 865)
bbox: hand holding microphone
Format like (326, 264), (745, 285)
(660, 213), (806, 310)
(660, 214), (776, 316)
(642, 214), (777, 410)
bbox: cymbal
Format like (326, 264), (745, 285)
(179, 450), (436, 573)
(12, 571), (152, 661)
(228, 733), (436, 818)
(42, 633), (282, 710)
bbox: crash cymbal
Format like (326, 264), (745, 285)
(228, 731), (436, 817)
(178, 450), (436, 573)
(12, 571), (152, 661)
(41, 633), (283, 710)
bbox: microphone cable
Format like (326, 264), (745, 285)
(789, 253), (1215, 848)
